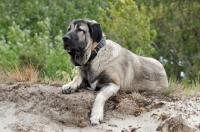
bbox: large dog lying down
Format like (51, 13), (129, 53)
(62, 19), (168, 125)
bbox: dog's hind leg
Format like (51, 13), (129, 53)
(154, 76), (168, 91)
(90, 83), (120, 125)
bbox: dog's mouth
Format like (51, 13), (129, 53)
(64, 43), (72, 52)
(64, 43), (81, 57)
(65, 47), (81, 56)
(64, 43), (79, 54)
(67, 48), (82, 66)
(65, 47), (72, 52)
(63, 41), (89, 66)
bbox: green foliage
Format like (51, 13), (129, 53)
(0, 0), (104, 80)
(19, 51), (43, 70)
(0, 0), (200, 84)
(148, 0), (200, 81)
(99, 0), (156, 56)
(0, 18), (72, 79)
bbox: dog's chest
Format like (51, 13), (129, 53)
(79, 65), (99, 83)
(89, 80), (98, 90)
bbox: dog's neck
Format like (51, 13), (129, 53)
(75, 37), (106, 66)
(88, 37), (106, 62)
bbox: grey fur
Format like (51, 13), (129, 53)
(62, 19), (168, 125)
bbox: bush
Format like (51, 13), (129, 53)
(0, 0), (103, 81)
(1, 0), (200, 83)
(99, 0), (156, 57)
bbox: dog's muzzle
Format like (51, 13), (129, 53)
(63, 35), (71, 41)
(63, 35), (81, 58)
(63, 35), (72, 52)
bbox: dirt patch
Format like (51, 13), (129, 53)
(157, 115), (199, 132)
(0, 83), (200, 132)
(0, 83), (95, 126)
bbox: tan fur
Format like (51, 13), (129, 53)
(91, 40), (168, 92)
(62, 19), (168, 125)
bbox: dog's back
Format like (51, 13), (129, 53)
(105, 40), (168, 92)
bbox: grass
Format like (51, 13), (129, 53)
(160, 77), (200, 96)
(160, 77), (182, 96)
(0, 65), (200, 95)
(7, 65), (39, 84)
(0, 69), (8, 83)
(181, 81), (200, 95)
(41, 67), (79, 86)
(0, 64), (79, 86)
(160, 87), (175, 96)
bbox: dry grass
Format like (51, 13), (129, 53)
(161, 77), (200, 95)
(181, 82), (200, 95)
(2, 65), (200, 95)
(1, 65), (79, 86)
(7, 65), (38, 84)
(160, 81), (178, 96)
(0, 69), (8, 83)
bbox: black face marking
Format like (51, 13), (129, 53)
(63, 19), (103, 66)
(63, 20), (90, 66)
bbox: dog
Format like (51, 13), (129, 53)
(62, 19), (168, 125)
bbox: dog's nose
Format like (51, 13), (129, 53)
(63, 35), (71, 41)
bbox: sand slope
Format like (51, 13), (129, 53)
(0, 83), (200, 132)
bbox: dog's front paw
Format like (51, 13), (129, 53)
(62, 84), (77, 94)
(90, 113), (103, 125)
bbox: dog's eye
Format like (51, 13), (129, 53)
(77, 28), (85, 33)
(67, 27), (71, 32)
(77, 28), (82, 31)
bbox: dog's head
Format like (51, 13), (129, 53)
(63, 19), (103, 66)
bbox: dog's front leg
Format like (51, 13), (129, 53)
(62, 76), (82, 94)
(90, 83), (120, 125)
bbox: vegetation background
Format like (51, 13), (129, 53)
(0, 0), (200, 85)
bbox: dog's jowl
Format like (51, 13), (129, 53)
(62, 19), (168, 125)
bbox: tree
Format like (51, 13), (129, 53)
(99, 0), (156, 57)
(149, 1), (200, 81)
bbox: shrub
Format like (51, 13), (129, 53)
(99, 0), (156, 57)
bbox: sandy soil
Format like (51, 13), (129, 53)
(0, 82), (200, 132)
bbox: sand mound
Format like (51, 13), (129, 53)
(0, 83), (200, 132)
(0, 83), (96, 127)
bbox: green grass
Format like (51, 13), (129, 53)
(159, 76), (200, 96)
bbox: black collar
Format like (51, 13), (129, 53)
(88, 38), (106, 62)
(75, 38), (106, 66)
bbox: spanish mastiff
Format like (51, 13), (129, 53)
(62, 19), (168, 125)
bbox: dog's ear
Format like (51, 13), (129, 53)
(88, 23), (103, 43)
